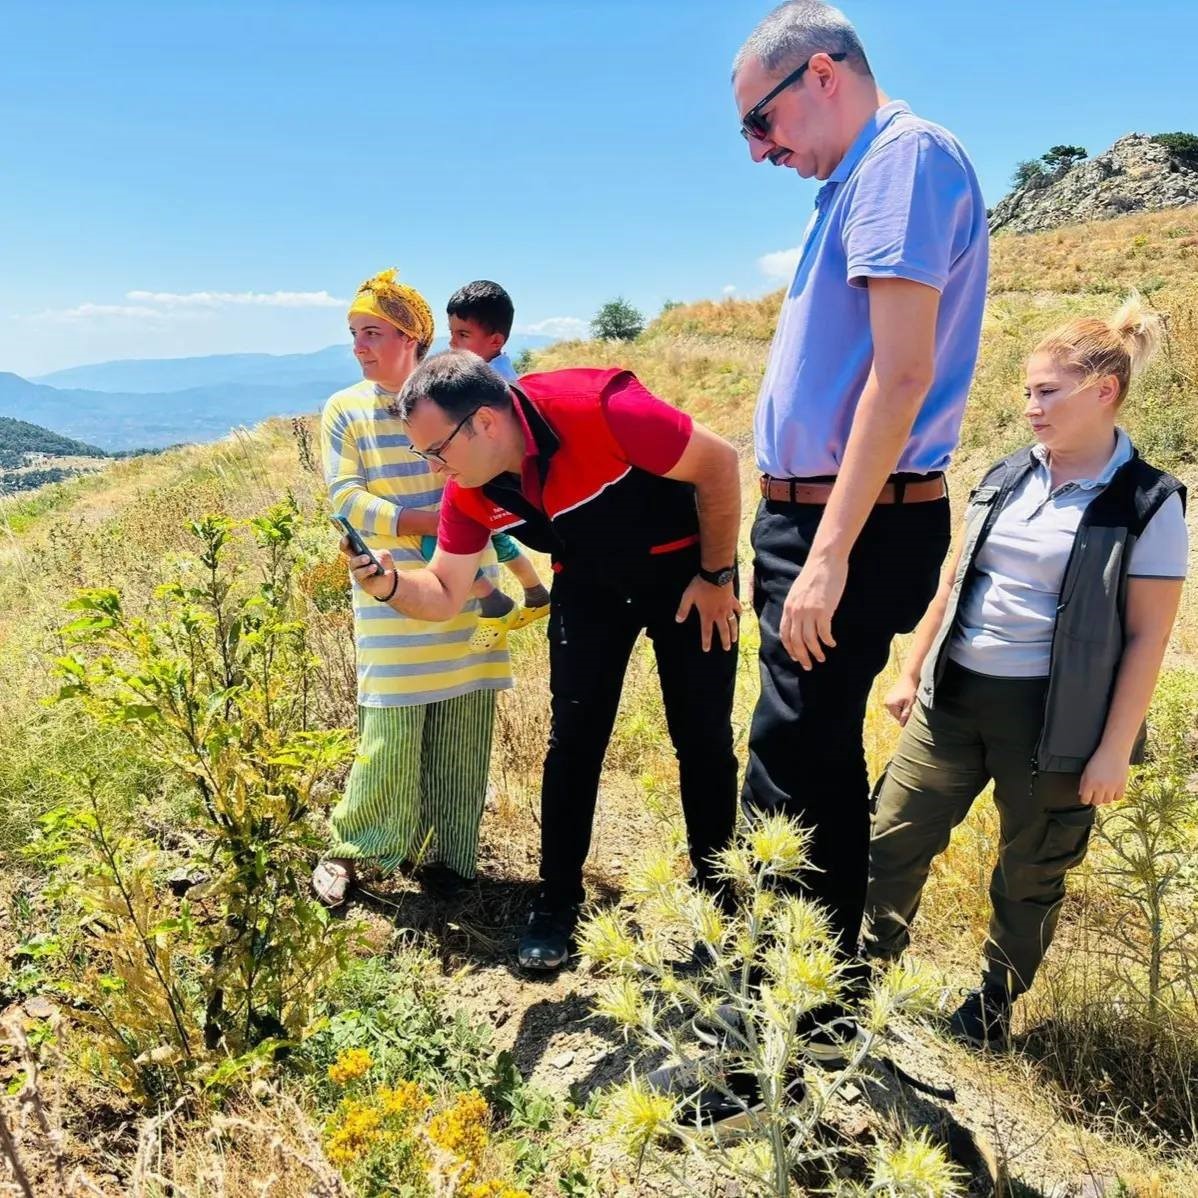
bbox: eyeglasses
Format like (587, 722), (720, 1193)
(411, 407), (480, 464)
(739, 52), (847, 141)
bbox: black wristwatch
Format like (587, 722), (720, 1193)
(698, 564), (735, 587)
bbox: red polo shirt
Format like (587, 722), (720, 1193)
(439, 370), (693, 555)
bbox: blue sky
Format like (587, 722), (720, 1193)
(3, 0), (1196, 377)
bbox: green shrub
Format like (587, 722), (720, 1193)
(39, 501), (356, 1103)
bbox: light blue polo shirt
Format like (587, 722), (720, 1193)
(488, 351), (518, 383)
(951, 429), (1189, 678)
(755, 101), (989, 479)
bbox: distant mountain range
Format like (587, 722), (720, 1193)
(2, 335), (558, 452)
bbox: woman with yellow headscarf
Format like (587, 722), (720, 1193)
(312, 270), (511, 906)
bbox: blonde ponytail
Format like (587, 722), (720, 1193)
(1033, 292), (1167, 405)
(1109, 291), (1166, 376)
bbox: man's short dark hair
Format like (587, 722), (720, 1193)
(394, 350), (514, 423)
(446, 280), (515, 339)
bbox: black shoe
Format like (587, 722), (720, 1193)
(671, 941), (717, 977)
(517, 904), (580, 973)
(645, 1056), (807, 1135)
(798, 1004), (866, 1068)
(693, 1002), (745, 1048)
(947, 986), (1012, 1051)
(693, 1001), (863, 1066)
(418, 863), (471, 899)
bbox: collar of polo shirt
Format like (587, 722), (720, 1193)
(826, 100), (912, 185)
(1032, 427), (1132, 492)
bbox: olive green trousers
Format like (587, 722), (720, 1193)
(864, 662), (1095, 997)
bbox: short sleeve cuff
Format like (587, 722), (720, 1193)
(846, 262), (947, 292)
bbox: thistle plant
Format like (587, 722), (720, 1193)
(579, 814), (960, 1197)
(1089, 670), (1198, 1022)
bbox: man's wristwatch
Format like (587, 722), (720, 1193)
(698, 564), (735, 587)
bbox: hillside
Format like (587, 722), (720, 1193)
(0, 414), (108, 496)
(2, 209), (1197, 1196)
(989, 133), (1198, 235)
(0, 415), (103, 466)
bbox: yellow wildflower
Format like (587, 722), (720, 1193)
(427, 1090), (490, 1168)
(378, 1080), (431, 1123)
(327, 1047), (373, 1086)
(324, 1099), (383, 1167)
(462, 1183), (531, 1198)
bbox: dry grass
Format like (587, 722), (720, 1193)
(989, 207), (1198, 297)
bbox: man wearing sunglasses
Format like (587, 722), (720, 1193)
(351, 350), (743, 974)
(731, 2), (989, 1051)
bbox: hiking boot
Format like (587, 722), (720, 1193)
(947, 986), (1012, 1051)
(645, 1056), (808, 1135)
(517, 904), (580, 973)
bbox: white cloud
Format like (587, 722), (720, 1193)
(126, 289), (346, 309)
(757, 246), (802, 280)
(722, 284), (738, 296)
(517, 316), (589, 340)
(24, 302), (169, 323)
(20, 288), (348, 325)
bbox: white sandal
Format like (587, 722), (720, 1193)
(311, 858), (356, 907)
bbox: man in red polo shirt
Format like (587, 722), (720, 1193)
(346, 350), (742, 972)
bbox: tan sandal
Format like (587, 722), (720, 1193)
(311, 858), (356, 907)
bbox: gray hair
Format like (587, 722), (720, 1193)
(733, 2), (872, 81)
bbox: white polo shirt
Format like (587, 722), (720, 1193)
(951, 430), (1188, 678)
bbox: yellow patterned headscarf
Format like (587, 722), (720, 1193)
(348, 268), (435, 356)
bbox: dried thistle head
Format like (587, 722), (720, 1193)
(863, 960), (943, 1034)
(714, 842), (756, 891)
(576, 909), (640, 975)
(768, 893), (832, 952)
(870, 1129), (966, 1197)
(760, 942), (842, 1015)
(606, 1076), (676, 1156)
(594, 977), (656, 1036)
(747, 813), (812, 878)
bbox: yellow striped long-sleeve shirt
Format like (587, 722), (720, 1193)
(320, 379), (512, 707)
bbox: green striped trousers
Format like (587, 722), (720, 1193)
(328, 689), (496, 876)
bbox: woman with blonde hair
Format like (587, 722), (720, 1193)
(311, 269), (511, 906)
(864, 295), (1188, 1048)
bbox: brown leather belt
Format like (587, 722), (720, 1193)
(759, 473), (947, 506)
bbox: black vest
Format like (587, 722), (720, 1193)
(919, 445), (1185, 772)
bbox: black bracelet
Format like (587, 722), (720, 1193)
(377, 570), (399, 602)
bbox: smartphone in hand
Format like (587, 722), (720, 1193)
(331, 515), (385, 576)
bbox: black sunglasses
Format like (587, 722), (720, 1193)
(411, 407), (481, 464)
(739, 52), (847, 141)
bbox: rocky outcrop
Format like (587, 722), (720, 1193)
(989, 134), (1198, 234)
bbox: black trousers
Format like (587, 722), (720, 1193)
(539, 566), (739, 910)
(742, 496), (951, 957)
